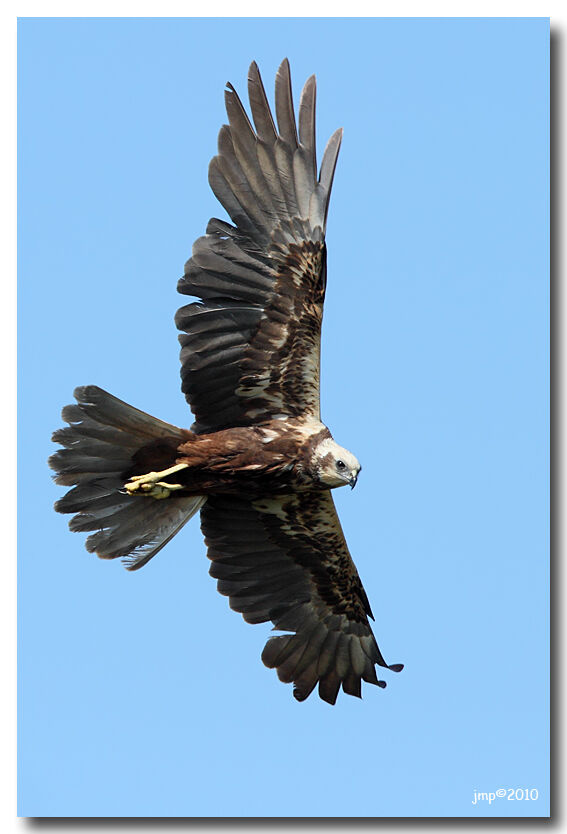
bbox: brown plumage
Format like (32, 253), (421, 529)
(49, 59), (402, 704)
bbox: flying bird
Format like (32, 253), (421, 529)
(49, 59), (403, 704)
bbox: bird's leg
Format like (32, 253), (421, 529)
(123, 463), (189, 500)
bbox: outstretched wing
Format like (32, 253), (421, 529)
(201, 491), (402, 704)
(176, 59), (342, 433)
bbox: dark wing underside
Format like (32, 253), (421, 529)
(176, 59), (342, 433)
(201, 491), (402, 704)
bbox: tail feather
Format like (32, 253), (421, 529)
(49, 386), (205, 570)
(70, 386), (185, 438)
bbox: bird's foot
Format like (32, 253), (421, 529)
(123, 463), (189, 499)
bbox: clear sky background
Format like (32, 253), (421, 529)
(18, 17), (549, 818)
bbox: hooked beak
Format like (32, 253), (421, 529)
(349, 465), (361, 490)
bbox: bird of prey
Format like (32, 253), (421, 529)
(50, 59), (402, 704)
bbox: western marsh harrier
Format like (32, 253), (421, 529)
(50, 60), (402, 704)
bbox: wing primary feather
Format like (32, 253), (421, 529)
(224, 85), (277, 223)
(318, 127), (343, 228)
(208, 157), (257, 239)
(298, 74), (317, 181)
(247, 61), (278, 141)
(342, 672), (362, 699)
(275, 58), (299, 147)
(318, 669), (341, 705)
(215, 127), (272, 240)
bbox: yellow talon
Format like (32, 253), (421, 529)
(123, 463), (189, 499)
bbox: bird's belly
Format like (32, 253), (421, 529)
(170, 458), (312, 497)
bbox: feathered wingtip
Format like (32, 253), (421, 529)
(261, 613), (404, 705)
(207, 58), (343, 243)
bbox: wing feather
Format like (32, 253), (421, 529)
(298, 75), (316, 172)
(248, 61), (278, 141)
(318, 128), (343, 227)
(201, 491), (402, 704)
(177, 60), (341, 433)
(274, 58), (299, 148)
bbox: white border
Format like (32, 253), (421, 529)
(4, 5), (559, 832)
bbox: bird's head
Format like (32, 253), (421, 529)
(312, 437), (361, 490)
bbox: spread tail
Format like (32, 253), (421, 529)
(49, 385), (205, 570)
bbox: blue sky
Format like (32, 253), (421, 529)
(18, 18), (549, 817)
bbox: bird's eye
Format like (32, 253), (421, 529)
(336, 460), (346, 470)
